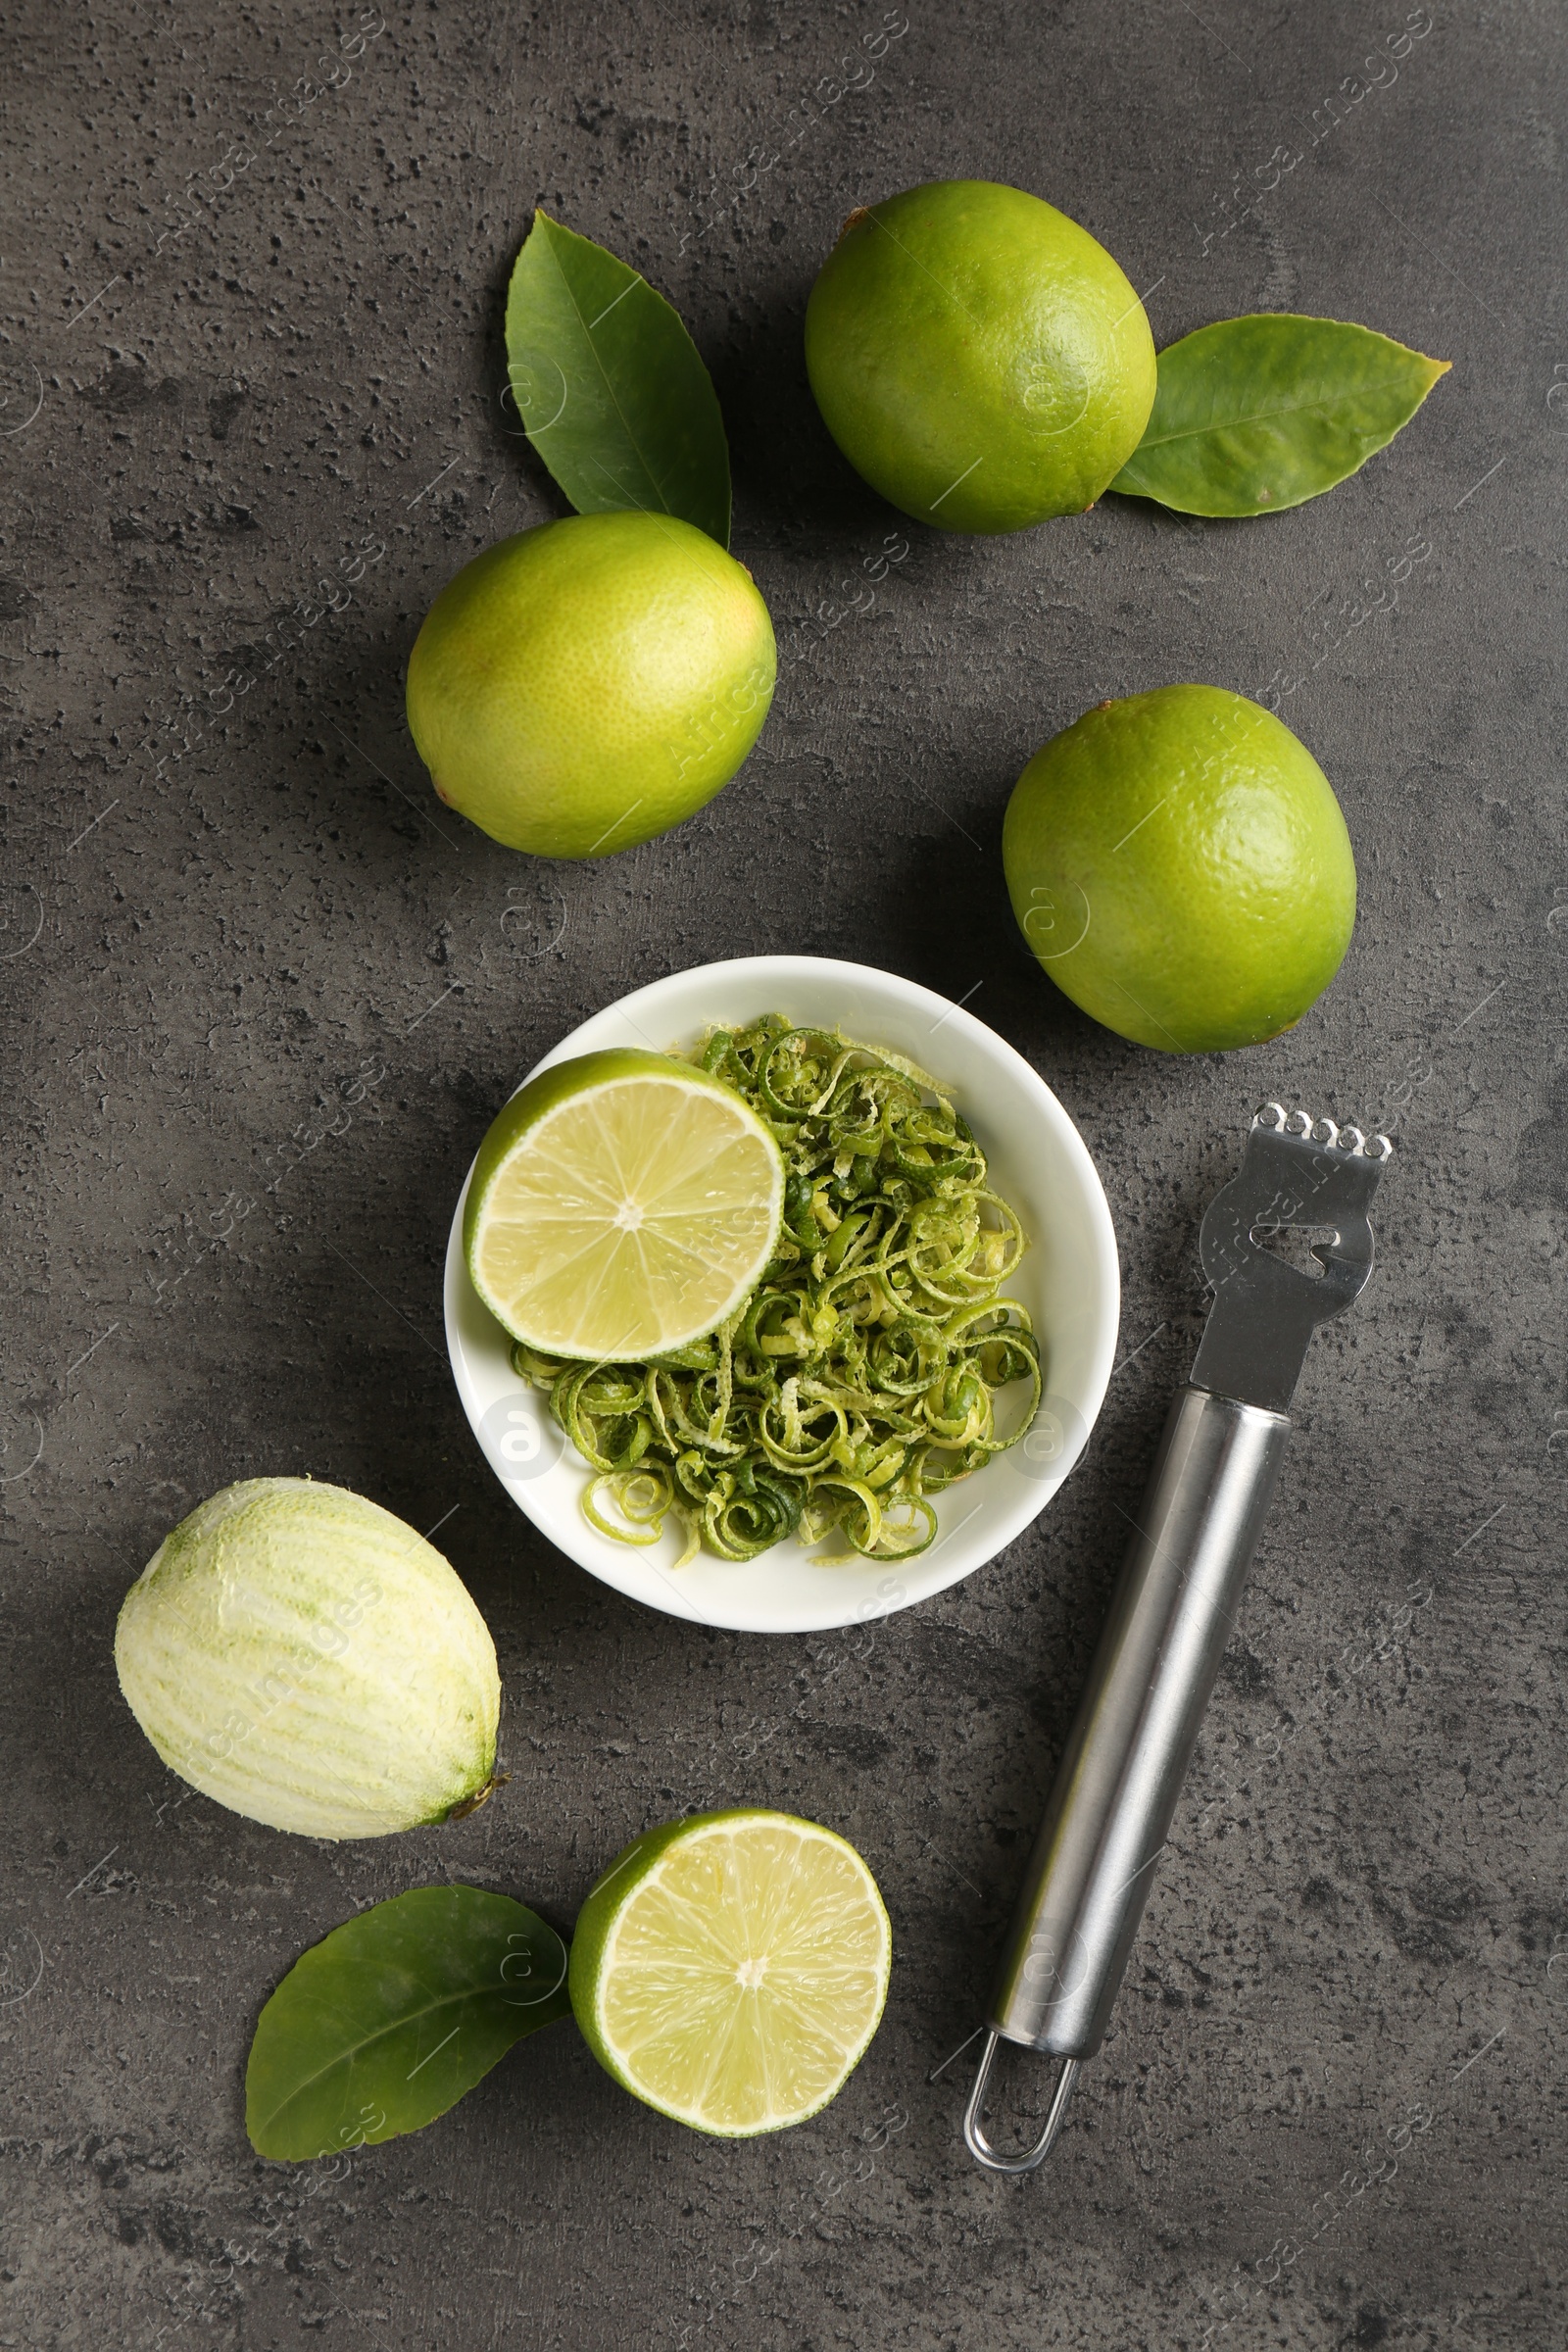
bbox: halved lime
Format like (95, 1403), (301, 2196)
(568, 1809), (892, 2136)
(464, 1050), (784, 1361)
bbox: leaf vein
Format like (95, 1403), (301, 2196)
(538, 226), (676, 516)
(253, 1983), (511, 2134)
(1134, 376), (1427, 451)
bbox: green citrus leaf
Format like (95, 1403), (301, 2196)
(1109, 315), (1449, 516)
(505, 210), (732, 546)
(245, 1885), (570, 2161)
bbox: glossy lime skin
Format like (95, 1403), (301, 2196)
(805, 180), (1157, 533)
(406, 512), (775, 858)
(1003, 685), (1357, 1054)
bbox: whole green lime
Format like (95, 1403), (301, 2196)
(406, 512), (775, 858)
(804, 180), (1156, 533)
(1003, 685), (1357, 1054)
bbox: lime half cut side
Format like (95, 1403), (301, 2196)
(569, 1809), (893, 2136)
(464, 1050), (785, 1360)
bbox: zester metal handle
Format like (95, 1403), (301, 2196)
(987, 1385), (1290, 2058)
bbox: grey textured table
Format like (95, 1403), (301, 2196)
(3, 4), (1563, 2347)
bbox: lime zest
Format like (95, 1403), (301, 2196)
(514, 1016), (1041, 1565)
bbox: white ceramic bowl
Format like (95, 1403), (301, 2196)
(444, 956), (1119, 1634)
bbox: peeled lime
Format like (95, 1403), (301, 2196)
(1003, 684), (1357, 1054)
(115, 1479), (501, 1839)
(805, 179), (1156, 533)
(406, 512), (775, 858)
(464, 1049), (784, 1360)
(568, 1809), (892, 2136)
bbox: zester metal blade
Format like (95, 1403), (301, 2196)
(1190, 1102), (1393, 1414)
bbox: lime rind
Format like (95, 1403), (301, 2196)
(114, 1479), (500, 1840)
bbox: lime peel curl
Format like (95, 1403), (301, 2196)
(514, 1015), (1042, 1566)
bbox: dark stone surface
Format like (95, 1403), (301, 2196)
(2, 3), (1563, 2346)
